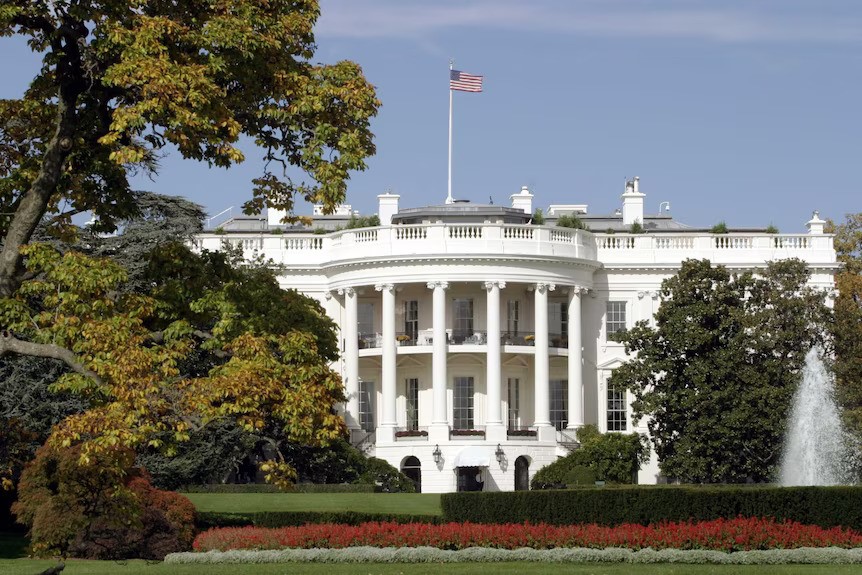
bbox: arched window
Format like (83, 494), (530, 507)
(401, 456), (421, 493)
(514, 456), (530, 491)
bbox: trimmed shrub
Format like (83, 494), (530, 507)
(531, 425), (648, 488)
(13, 444), (195, 559)
(356, 457), (415, 493)
(196, 510), (440, 530)
(440, 486), (862, 530)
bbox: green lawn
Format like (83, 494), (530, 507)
(183, 492), (442, 515)
(1, 560), (861, 575)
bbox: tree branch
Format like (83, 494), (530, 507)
(0, 333), (102, 386)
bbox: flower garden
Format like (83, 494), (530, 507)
(193, 518), (862, 553)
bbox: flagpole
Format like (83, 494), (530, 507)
(446, 59), (454, 204)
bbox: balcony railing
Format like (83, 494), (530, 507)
(196, 223), (598, 266)
(358, 330), (568, 349)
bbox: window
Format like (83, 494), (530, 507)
(404, 300), (419, 342)
(549, 301), (568, 339)
(406, 378), (419, 431)
(507, 300), (520, 335)
(507, 378), (520, 430)
(358, 302), (375, 336)
(453, 376), (474, 430)
(453, 298), (474, 342)
(606, 301), (626, 336)
(359, 380), (375, 432)
(550, 379), (568, 431)
(607, 385), (627, 431)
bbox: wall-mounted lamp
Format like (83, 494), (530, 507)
(495, 443), (505, 463)
(432, 444), (442, 464)
(659, 201), (671, 214)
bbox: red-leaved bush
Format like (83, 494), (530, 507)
(194, 518), (862, 553)
(13, 444), (196, 559)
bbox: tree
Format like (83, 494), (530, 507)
(0, 0), (379, 301)
(0, 238), (346, 489)
(531, 424), (648, 488)
(610, 258), (830, 483)
(829, 214), (862, 435)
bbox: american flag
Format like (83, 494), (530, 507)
(450, 69), (483, 92)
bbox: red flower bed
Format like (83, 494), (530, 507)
(194, 518), (862, 553)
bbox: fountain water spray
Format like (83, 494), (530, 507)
(780, 347), (850, 486)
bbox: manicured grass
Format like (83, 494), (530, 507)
(183, 492), (442, 515)
(2, 561), (861, 575)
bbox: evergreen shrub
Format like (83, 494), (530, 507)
(440, 486), (862, 530)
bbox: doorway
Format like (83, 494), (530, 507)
(456, 466), (485, 492)
(401, 456), (422, 493)
(514, 456), (530, 491)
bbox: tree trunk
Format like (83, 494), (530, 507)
(0, 97), (76, 297)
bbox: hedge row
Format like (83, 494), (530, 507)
(181, 483), (375, 494)
(440, 486), (862, 530)
(196, 511), (440, 529)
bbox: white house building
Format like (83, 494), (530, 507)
(196, 178), (837, 493)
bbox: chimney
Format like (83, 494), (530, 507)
(621, 176), (645, 226)
(510, 185), (533, 215)
(378, 192), (400, 225)
(267, 207), (287, 227)
(806, 210), (826, 235)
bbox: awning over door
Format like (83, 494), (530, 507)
(453, 446), (491, 467)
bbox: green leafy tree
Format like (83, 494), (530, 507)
(0, 0), (379, 308)
(829, 214), (862, 436)
(610, 258), (830, 483)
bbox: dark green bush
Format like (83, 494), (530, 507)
(196, 510), (440, 529)
(564, 465), (597, 486)
(441, 486), (862, 530)
(531, 425), (648, 488)
(356, 457), (415, 493)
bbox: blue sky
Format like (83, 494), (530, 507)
(2, 0), (860, 232)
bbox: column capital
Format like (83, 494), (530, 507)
(483, 280), (506, 291)
(535, 282), (556, 294)
(567, 285), (589, 296)
(337, 287), (355, 297)
(324, 291), (333, 300)
(426, 281), (450, 290)
(374, 283), (395, 293)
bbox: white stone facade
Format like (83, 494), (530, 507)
(196, 183), (838, 493)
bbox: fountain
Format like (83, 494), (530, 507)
(780, 347), (851, 486)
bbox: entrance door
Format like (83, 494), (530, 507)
(401, 456), (421, 493)
(515, 456), (530, 491)
(456, 466), (484, 492)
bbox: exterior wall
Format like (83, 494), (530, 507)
(195, 219), (838, 492)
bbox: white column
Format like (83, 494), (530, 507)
(340, 287), (359, 429)
(484, 281), (504, 428)
(376, 283), (397, 432)
(567, 286), (584, 429)
(428, 281), (449, 426)
(533, 283), (554, 429)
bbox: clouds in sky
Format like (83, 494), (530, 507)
(317, 0), (862, 44)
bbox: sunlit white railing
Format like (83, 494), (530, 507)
(194, 226), (834, 267)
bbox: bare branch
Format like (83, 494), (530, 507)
(0, 332), (103, 386)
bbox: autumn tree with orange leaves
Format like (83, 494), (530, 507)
(0, 0), (377, 489)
